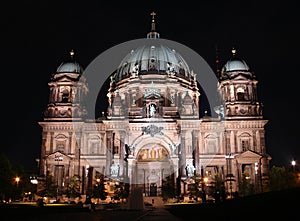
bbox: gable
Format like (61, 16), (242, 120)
(236, 150), (262, 164)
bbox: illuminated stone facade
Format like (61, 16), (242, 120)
(38, 23), (271, 201)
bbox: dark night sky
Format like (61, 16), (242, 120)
(1, 0), (299, 172)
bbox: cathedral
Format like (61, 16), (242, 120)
(38, 14), (271, 202)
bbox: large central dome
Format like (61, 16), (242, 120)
(113, 44), (193, 82)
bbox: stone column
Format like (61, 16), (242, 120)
(40, 132), (47, 175)
(180, 130), (186, 178)
(127, 158), (135, 186)
(50, 132), (54, 152)
(192, 130), (199, 175)
(106, 131), (113, 176)
(75, 131), (81, 177)
(68, 132), (72, 154)
(119, 131), (125, 177)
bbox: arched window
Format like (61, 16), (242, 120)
(55, 134), (67, 153)
(239, 132), (252, 152)
(62, 89), (69, 103)
(88, 136), (100, 155)
(205, 135), (218, 154)
(236, 87), (245, 101)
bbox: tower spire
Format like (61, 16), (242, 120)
(151, 11), (156, 31)
(147, 11), (160, 39)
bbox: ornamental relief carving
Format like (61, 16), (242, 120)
(137, 146), (169, 161)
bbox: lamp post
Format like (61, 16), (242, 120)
(291, 160), (296, 172)
(15, 176), (20, 187)
(225, 154), (234, 198)
(54, 154), (63, 201)
(30, 176), (38, 201)
(254, 162), (259, 193)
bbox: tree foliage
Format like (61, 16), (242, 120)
(0, 153), (30, 201)
(65, 175), (81, 198)
(37, 171), (57, 197)
(268, 165), (298, 191)
(92, 174), (107, 200)
(114, 182), (129, 201)
(162, 175), (177, 201)
(239, 172), (255, 197)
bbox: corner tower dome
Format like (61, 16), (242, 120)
(56, 50), (83, 74)
(223, 58), (249, 72)
(220, 48), (255, 80)
(222, 48), (249, 73)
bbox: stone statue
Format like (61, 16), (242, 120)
(131, 63), (139, 77)
(110, 162), (120, 177)
(191, 70), (197, 84)
(186, 164), (195, 177)
(129, 144), (135, 155)
(167, 62), (175, 76)
(150, 104), (156, 117)
(169, 143), (176, 155)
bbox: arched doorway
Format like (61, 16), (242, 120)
(150, 183), (157, 196)
(135, 144), (174, 197)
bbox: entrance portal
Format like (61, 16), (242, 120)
(149, 183), (157, 196)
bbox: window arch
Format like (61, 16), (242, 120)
(62, 89), (70, 103)
(88, 136), (101, 155)
(236, 87), (245, 101)
(239, 132), (252, 152)
(205, 134), (218, 154)
(55, 134), (67, 153)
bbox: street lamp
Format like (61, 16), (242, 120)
(30, 176), (38, 201)
(291, 160), (296, 172)
(15, 176), (20, 187)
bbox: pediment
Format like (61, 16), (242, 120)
(144, 93), (161, 99)
(47, 151), (72, 162)
(235, 150), (262, 164)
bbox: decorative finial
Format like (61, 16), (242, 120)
(147, 12), (160, 39)
(150, 11), (156, 31)
(231, 47), (236, 57)
(70, 49), (75, 59)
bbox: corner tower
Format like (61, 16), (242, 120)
(43, 50), (88, 121)
(38, 51), (88, 192)
(218, 48), (262, 119)
(217, 48), (271, 192)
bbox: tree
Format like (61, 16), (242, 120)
(113, 182), (129, 202)
(0, 153), (31, 201)
(92, 174), (107, 200)
(239, 172), (255, 197)
(268, 165), (298, 191)
(37, 171), (57, 197)
(0, 153), (14, 201)
(65, 176), (81, 198)
(209, 174), (226, 202)
(162, 175), (177, 202)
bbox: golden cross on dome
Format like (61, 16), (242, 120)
(150, 12), (156, 22)
(147, 11), (160, 38)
